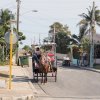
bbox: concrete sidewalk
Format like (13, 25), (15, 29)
(0, 65), (37, 100)
(80, 66), (100, 73)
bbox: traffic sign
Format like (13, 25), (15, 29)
(4, 31), (19, 44)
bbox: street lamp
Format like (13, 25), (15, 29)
(20, 10), (38, 16)
(32, 10), (38, 12)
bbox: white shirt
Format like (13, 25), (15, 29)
(35, 50), (41, 55)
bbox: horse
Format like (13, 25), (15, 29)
(32, 53), (50, 83)
(39, 54), (51, 83)
(39, 53), (57, 83)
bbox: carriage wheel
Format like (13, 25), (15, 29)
(55, 70), (57, 82)
(36, 72), (38, 82)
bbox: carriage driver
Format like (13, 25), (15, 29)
(32, 47), (42, 67)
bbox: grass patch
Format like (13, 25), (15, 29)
(0, 60), (9, 66)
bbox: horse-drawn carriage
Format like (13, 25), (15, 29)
(32, 43), (57, 83)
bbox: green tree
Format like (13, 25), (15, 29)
(0, 9), (26, 62)
(81, 37), (90, 51)
(43, 22), (80, 55)
(23, 45), (31, 52)
(56, 32), (70, 53)
(0, 9), (26, 44)
(49, 22), (71, 42)
(48, 22), (71, 53)
(0, 9), (12, 61)
(0, 9), (12, 43)
(17, 31), (26, 41)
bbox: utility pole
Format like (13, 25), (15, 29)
(53, 25), (57, 67)
(90, 1), (95, 67)
(16, 0), (21, 65)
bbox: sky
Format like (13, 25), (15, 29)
(0, 0), (100, 48)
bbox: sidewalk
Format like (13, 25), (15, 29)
(0, 65), (37, 100)
(80, 66), (100, 73)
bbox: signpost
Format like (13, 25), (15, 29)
(5, 17), (18, 89)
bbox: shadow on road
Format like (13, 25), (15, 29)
(12, 76), (29, 82)
(0, 73), (9, 78)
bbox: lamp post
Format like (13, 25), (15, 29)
(90, 1), (95, 67)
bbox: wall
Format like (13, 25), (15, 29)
(56, 53), (71, 60)
(95, 59), (100, 64)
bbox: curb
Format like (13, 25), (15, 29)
(28, 81), (38, 95)
(21, 67), (38, 95)
(0, 95), (35, 100)
(80, 67), (100, 73)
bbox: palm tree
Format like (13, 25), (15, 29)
(78, 3), (100, 66)
(78, 5), (100, 40)
(0, 9), (26, 61)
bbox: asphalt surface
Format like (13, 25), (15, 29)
(27, 57), (100, 100)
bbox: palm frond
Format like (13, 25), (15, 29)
(79, 13), (90, 21)
(77, 19), (87, 25)
(78, 4), (100, 41)
(79, 24), (89, 40)
(72, 34), (79, 40)
(86, 8), (92, 17)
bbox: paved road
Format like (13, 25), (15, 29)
(26, 57), (100, 100)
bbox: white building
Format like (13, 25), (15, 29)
(86, 33), (100, 64)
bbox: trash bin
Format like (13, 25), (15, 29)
(19, 56), (29, 67)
